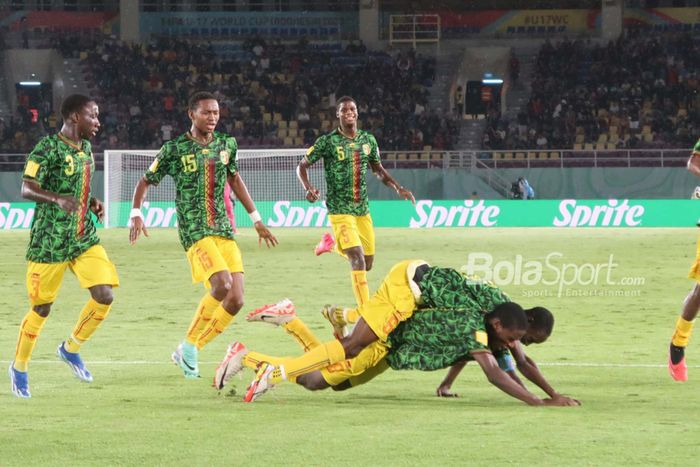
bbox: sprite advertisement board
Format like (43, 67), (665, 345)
(0, 200), (698, 229)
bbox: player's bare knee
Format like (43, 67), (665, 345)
(210, 281), (231, 301)
(223, 292), (244, 314)
(89, 285), (113, 305)
(297, 373), (330, 391)
(32, 303), (51, 317)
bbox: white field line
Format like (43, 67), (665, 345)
(0, 360), (694, 368)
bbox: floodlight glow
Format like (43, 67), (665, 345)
(19, 81), (41, 86)
(482, 79), (503, 84)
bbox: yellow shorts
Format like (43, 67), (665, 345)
(689, 237), (700, 283)
(358, 259), (423, 342)
(329, 214), (375, 256)
(26, 244), (119, 306)
(320, 340), (389, 386)
(186, 236), (243, 287)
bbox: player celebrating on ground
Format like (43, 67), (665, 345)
(129, 91), (277, 379)
(9, 94), (119, 398)
(217, 260), (576, 405)
(669, 137), (700, 381)
(216, 297), (578, 406)
(297, 96), (415, 333)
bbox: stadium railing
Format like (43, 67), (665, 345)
(0, 149), (689, 172)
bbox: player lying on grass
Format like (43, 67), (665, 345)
(216, 299), (579, 407)
(214, 261), (579, 406)
(668, 137), (700, 381)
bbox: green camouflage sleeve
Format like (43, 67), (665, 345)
(367, 133), (381, 164)
(145, 143), (174, 185)
(693, 138), (700, 155)
(305, 134), (326, 165)
(22, 137), (54, 185)
(226, 137), (238, 176)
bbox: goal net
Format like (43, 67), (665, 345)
(103, 149), (326, 229)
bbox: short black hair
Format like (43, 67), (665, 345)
(487, 302), (528, 331)
(525, 306), (554, 337)
(60, 94), (93, 120)
(188, 91), (217, 111)
(336, 95), (356, 111)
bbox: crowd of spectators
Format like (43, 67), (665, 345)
(483, 30), (700, 151)
(0, 34), (460, 154)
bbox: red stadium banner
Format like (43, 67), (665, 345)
(4, 11), (118, 32)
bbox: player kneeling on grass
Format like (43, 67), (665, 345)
(213, 263), (579, 406)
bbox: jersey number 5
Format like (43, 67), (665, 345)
(181, 154), (197, 173)
(336, 147), (346, 161)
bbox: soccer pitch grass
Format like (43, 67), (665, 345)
(2, 227), (700, 466)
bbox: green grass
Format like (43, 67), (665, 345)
(2, 228), (700, 466)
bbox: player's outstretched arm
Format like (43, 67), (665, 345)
(229, 173), (278, 248)
(511, 343), (580, 405)
(471, 351), (546, 405)
(296, 158), (320, 202)
(369, 161), (415, 204)
(22, 179), (78, 213)
(436, 361), (467, 397)
(129, 176), (150, 244)
(688, 152), (700, 179)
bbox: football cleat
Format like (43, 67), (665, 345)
(244, 363), (275, 403)
(321, 304), (350, 339)
(246, 299), (296, 326)
(669, 344), (688, 382)
(57, 342), (93, 383)
(171, 342), (200, 379)
(213, 342), (249, 390)
(9, 363), (31, 398)
(314, 232), (336, 256)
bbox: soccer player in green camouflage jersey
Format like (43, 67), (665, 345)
(669, 137), (700, 381)
(9, 94), (119, 398)
(297, 96), (415, 324)
(236, 261), (577, 405)
(129, 91), (278, 379)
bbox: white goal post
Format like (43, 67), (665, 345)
(103, 149), (326, 229)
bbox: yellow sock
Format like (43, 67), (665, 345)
(196, 305), (235, 350)
(672, 317), (695, 347)
(244, 351), (288, 369)
(65, 299), (111, 353)
(284, 318), (321, 351)
(345, 308), (360, 324)
(272, 339), (346, 383)
(185, 293), (221, 345)
(351, 270), (369, 307)
(14, 309), (48, 372)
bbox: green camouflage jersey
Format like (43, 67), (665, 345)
(305, 128), (381, 216)
(145, 131), (238, 250)
(386, 270), (510, 371)
(387, 308), (490, 371)
(23, 134), (99, 263)
(418, 267), (510, 312)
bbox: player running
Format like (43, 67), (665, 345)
(129, 91), (277, 379)
(297, 96), (415, 333)
(669, 137), (700, 381)
(10, 94), (119, 398)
